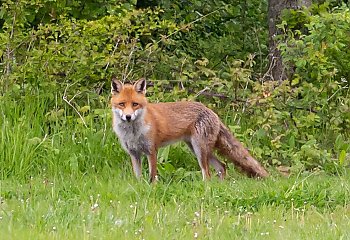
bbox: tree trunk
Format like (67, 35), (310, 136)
(267, 0), (311, 81)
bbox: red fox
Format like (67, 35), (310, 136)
(111, 78), (269, 182)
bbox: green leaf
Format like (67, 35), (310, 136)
(334, 135), (344, 151)
(288, 135), (295, 148)
(80, 106), (90, 113)
(28, 137), (42, 145)
(256, 129), (266, 140)
(163, 162), (176, 173)
(339, 150), (346, 166)
(158, 146), (170, 163)
(291, 77), (300, 86)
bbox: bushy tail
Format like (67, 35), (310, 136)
(215, 123), (269, 178)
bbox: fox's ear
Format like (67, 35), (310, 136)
(111, 78), (123, 95)
(134, 78), (146, 94)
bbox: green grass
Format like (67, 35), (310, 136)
(1, 95), (350, 239)
(1, 173), (350, 239)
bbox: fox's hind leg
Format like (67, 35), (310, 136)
(187, 138), (211, 180)
(186, 142), (225, 180)
(186, 111), (222, 181)
(209, 154), (226, 180)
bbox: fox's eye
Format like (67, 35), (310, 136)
(132, 102), (139, 107)
(118, 102), (125, 107)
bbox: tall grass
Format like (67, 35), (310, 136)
(1, 95), (47, 177)
(0, 93), (128, 180)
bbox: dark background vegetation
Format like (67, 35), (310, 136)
(0, 0), (349, 178)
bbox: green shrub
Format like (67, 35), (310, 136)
(240, 4), (350, 172)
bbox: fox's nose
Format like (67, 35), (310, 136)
(125, 115), (132, 122)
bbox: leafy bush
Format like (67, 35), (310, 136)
(157, 0), (269, 72)
(0, 6), (179, 93)
(241, 3), (350, 172)
(279, 4), (350, 84)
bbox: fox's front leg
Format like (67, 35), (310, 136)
(147, 150), (158, 183)
(129, 153), (142, 179)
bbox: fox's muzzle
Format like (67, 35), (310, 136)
(113, 108), (144, 123)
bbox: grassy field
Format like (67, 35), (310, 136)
(1, 95), (350, 239)
(1, 173), (350, 239)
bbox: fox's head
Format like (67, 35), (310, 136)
(111, 78), (148, 122)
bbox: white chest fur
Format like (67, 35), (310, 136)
(112, 110), (151, 156)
